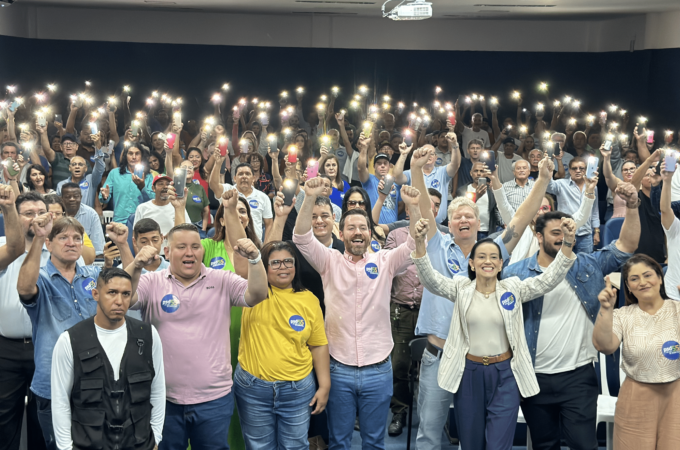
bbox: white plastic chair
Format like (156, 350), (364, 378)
(101, 211), (114, 225)
(596, 352), (619, 450)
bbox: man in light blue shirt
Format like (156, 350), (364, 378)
(393, 135), (460, 223)
(409, 147), (554, 450)
(56, 146), (105, 208)
(547, 157), (600, 253)
(17, 215), (133, 450)
(61, 183), (106, 255)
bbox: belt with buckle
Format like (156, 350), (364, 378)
(425, 342), (443, 359)
(466, 349), (512, 366)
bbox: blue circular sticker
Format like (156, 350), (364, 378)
(249, 199), (259, 209)
(365, 263), (379, 279)
(662, 341), (680, 360)
(210, 256), (226, 270)
(161, 294), (180, 313)
(337, 151), (345, 158)
(81, 278), (96, 292)
(192, 195), (201, 203)
(436, 157), (443, 165)
(289, 315), (306, 332)
(80, 180), (89, 189)
(370, 240), (381, 252)
(192, 179), (200, 185)
(500, 292), (516, 311)
(447, 258), (461, 274)
(90, 156), (95, 163)
(430, 179), (441, 189)
(528, 176), (535, 181)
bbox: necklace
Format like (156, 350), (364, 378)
(476, 287), (495, 298)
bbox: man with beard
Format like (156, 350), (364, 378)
(293, 177), (422, 450)
(134, 175), (191, 245)
(502, 183), (640, 450)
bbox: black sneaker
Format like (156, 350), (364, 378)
(354, 417), (360, 431)
(388, 412), (405, 437)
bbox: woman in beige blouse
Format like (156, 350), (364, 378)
(411, 216), (577, 450)
(593, 254), (680, 449)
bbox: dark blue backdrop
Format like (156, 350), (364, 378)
(0, 34), (677, 127)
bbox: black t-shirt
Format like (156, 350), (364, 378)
(286, 237), (345, 316)
(637, 191), (665, 264)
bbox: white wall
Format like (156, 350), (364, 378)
(645, 11), (680, 50)
(0, 2), (661, 52)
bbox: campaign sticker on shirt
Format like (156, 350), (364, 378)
(500, 292), (516, 311)
(337, 151), (345, 158)
(90, 156), (95, 163)
(662, 341), (680, 360)
(161, 294), (181, 313)
(192, 179), (200, 185)
(80, 180), (89, 189)
(430, 179), (441, 190)
(249, 199), (259, 210)
(365, 263), (379, 279)
(528, 176), (535, 181)
(447, 258), (461, 275)
(192, 195), (202, 203)
(81, 278), (96, 292)
(436, 157), (443, 166)
(289, 315), (306, 332)
(370, 240), (381, 252)
(210, 256), (226, 270)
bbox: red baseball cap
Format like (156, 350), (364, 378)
(152, 174), (172, 186)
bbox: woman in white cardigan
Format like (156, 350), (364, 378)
(411, 216), (577, 450)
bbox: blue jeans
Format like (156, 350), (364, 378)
(35, 395), (57, 450)
(575, 233), (594, 254)
(159, 392), (234, 450)
(415, 347), (452, 450)
(233, 364), (315, 450)
(327, 357), (392, 450)
(453, 359), (520, 450)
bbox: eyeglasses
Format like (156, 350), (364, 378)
(19, 211), (48, 218)
(571, 166), (586, 172)
(347, 200), (366, 207)
(539, 205), (552, 212)
(63, 141), (77, 146)
(269, 258), (295, 269)
(70, 162), (86, 167)
(622, 168), (637, 173)
(51, 211), (65, 217)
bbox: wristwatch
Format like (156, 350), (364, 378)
(248, 252), (262, 265)
(563, 241), (574, 248)
(626, 198), (642, 209)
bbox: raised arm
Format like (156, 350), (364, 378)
(600, 145), (621, 193)
(18, 213), (53, 301)
(392, 142), (413, 185)
(411, 218), (457, 300)
(613, 183), (641, 254)
(573, 176), (597, 229)
(125, 245), (160, 308)
(501, 155), (553, 253)
(371, 179), (391, 236)
(221, 189), (250, 279)
(65, 103), (78, 134)
(0, 185), (24, 271)
(356, 133), (370, 184)
(36, 123), (56, 163)
(267, 189), (295, 244)
(445, 130), (461, 178)
(410, 147), (438, 241)
(209, 154), (226, 199)
(630, 149), (660, 191)
(592, 276), (621, 354)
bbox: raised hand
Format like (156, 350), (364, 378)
(92, 131), (102, 149)
(660, 160), (675, 182)
(445, 131), (458, 148)
(0, 184), (16, 207)
(133, 245), (159, 269)
(401, 185), (421, 206)
(411, 147), (432, 169)
(586, 174), (599, 193)
(377, 179), (387, 200)
(560, 217), (576, 243)
(273, 190), (295, 217)
(221, 188), (240, 211)
(615, 182), (639, 207)
(357, 133), (369, 152)
(32, 212), (53, 239)
(233, 238), (260, 260)
(131, 174), (146, 190)
(103, 241), (121, 268)
(475, 182), (487, 199)
(106, 222), (129, 245)
(538, 154), (553, 179)
(101, 185), (110, 201)
(304, 176), (326, 197)
(268, 144), (280, 161)
(599, 143), (611, 159)
(414, 218), (429, 240)
(598, 276), (617, 311)
(398, 142), (413, 155)
(167, 185), (188, 209)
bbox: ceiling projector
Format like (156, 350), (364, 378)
(382, 0), (433, 21)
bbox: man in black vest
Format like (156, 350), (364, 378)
(50, 266), (165, 450)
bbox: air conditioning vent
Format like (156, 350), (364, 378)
(296, 1), (375, 4)
(474, 4), (556, 7)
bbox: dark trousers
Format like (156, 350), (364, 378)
(521, 363), (598, 450)
(0, 335), (45, 450)
(453, 358), (520, 450)
(389, 303), (419, 415)
(35, 395), (56, 450)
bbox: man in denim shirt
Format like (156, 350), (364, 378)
(502, 183), (640, 450)
(17, 216), (133, 450)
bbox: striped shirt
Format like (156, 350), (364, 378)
(411, 249), (576, 398)
(502, 178), (535, 211)
(613, 301), (680, 384)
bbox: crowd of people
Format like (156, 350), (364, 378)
(0, 81), (679, 450)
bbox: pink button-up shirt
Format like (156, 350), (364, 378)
(293, 228), (416, 366)
(132, 265), (249, 405)
(385, 227), (423, 307)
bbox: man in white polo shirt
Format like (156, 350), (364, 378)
(210, 162), (273, 242)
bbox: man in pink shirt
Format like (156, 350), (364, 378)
(127, 222), (268, 450)
(293, 177), (423, 450)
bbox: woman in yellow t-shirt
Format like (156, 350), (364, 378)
(234, 240), (330, 450)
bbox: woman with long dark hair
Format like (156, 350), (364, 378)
(185, 147), (209, 196)
(234, 240), (330, 450)
(245, 152), (275, 199)
(341, 186), (385, 252)
(319, 153), (349, 207)
(149, 150), (166, 175)
(411, 217), (576, 449)
(593, 254), (680, 448)
(24, 164), (55, 195)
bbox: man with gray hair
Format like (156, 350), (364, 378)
(503, 159), (535, 210)
(409, 147), (554, 450)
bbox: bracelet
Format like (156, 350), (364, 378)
(562, 241), (574, 248)
(248, 252), (262, 265)
(626, 198), (642, 209)
(585, 192), (595, 199)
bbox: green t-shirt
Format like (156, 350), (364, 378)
(186, 182), (209, 224)
(201, 238), (236, 272)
